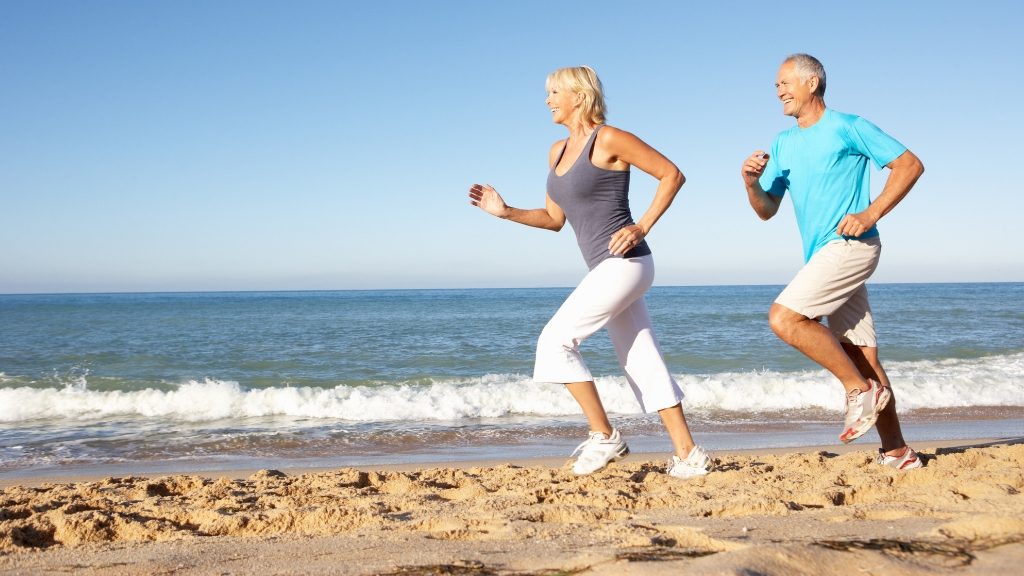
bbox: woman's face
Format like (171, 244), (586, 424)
(545, 85), (580, 125)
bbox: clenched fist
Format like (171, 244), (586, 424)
(741, 151), (770, 188)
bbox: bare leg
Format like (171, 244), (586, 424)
(563, 383), (697, 459)
(769, 303), (869, 394)
(564, 381), (613, 436)
(842, 343), (907, 455)
(658, 403), (696, 458)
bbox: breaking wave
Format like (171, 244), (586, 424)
(2, 353), (1022, 423)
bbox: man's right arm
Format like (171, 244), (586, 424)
(741, 151), (783, 220)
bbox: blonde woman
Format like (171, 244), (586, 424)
(468, 66), (709, 478)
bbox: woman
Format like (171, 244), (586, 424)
(468, 66), (709, 478)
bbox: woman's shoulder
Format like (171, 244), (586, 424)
(594, 124), (636, 144)
(594, 125), (646, 157)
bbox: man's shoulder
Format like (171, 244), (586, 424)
(825, 108), (875, 130)
(807, 109), (867, 145)
(825, 109), (899, 147)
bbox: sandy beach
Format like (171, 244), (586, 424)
(1, 439), (1022, 575)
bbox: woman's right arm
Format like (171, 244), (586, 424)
(467, 185), (565, 232)
(466, 141), (567, 232)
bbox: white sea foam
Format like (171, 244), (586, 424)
(1, 353), (1022, 424)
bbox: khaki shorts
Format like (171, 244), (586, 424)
(775, 237), (881, 347)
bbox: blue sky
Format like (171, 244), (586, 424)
(2, 1), (1022, 293)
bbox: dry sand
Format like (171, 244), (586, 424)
(2, 439), (1023, 575)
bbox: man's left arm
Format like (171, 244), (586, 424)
(836, 150), (925, 237)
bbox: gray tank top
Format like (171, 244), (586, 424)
(547, 125), (651, 270)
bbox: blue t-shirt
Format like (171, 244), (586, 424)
(759, 109), (907, 263)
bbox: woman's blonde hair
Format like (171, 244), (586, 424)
(545, 66), (606, 126)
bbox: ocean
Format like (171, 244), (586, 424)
(1, 283), (1022, 478)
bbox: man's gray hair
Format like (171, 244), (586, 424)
(785, 53), (826, 98)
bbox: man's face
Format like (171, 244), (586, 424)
(775, 61), (817, 118)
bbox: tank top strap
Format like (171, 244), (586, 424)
(581, 124), (602, 169)
(586, 125), (602, 156)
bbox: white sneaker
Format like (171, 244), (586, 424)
(666, 445), (711, 479)
(840, 378), (892, 444)
(570, 429), (630, 475)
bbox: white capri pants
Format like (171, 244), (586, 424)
(533, 254), (684, 413)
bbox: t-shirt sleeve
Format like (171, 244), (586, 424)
(758, 140), (787, 197)
(845, 116), (908, 170)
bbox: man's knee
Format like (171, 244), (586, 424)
(768, 303), (802, 340)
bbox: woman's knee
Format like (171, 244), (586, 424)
(537, 324), (569, 353)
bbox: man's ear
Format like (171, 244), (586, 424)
(808, 75), (820, 95)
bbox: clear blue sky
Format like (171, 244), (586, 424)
(2, 1), (1022, 293)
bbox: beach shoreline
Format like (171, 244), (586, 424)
(1, 436), (1018, 489)
(3, 438), (1023, 575)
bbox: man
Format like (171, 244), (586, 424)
(741, 54), (925, 469)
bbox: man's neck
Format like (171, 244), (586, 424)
(795, 99), (827, 129)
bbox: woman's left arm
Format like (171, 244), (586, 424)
(597, 127), (685, 255)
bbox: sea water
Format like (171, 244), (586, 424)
(1, 283), (1022, 477)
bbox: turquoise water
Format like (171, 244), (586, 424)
(1, 283), (1022, 476)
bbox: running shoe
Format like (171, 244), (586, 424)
(875, 446), (923, 470)
(839, 379), (892, 444)
(666, 445), (712, 479)
(570, 429), (630, 475)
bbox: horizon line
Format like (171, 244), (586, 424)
(1, 280), (1021, 298)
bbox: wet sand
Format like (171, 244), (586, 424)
(2, 438), (1023, 575)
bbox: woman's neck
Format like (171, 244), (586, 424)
(563, 118), (596, 141)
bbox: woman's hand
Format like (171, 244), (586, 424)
(468, 184), (509, 218)
(608, 224), (646, 255)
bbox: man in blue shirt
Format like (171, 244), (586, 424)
(741, 54), (926, 469)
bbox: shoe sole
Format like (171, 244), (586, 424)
(878, 457), (922, 470)
(572, 445), (630, 476)
(668, 467), (709, 480)
(840, 386), (892, 444)
(894, 456), (922, 469)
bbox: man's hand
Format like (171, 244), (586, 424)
(741, 151), (769, 187)
(469, 184), (509, 218)
(609, 224), (645, 256)
(836, 211), (878, 237)
(742, 150), (782, 220)
(836, 150), (924, 237)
